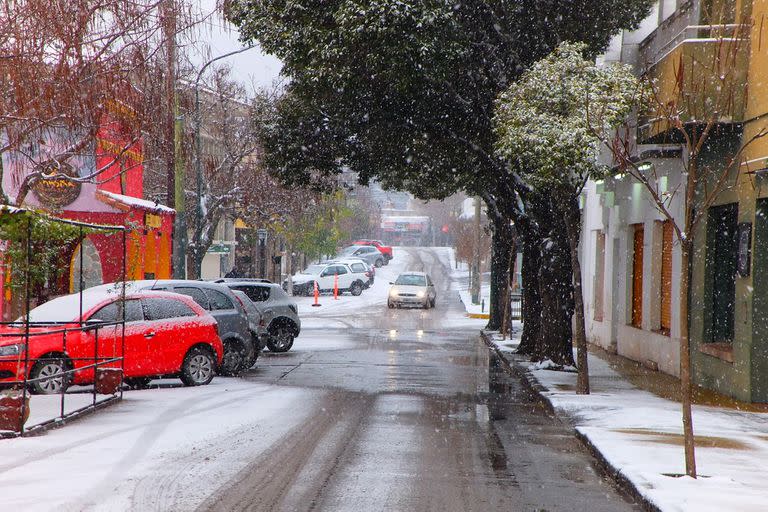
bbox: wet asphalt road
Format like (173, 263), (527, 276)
(201, 248), (639, 512)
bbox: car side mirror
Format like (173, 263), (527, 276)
(84, 318), (105, 331)
(389, 282), (394, 285)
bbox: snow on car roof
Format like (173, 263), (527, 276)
(24, 285), (134, 323)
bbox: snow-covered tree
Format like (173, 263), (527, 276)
(226, 0), (655, 363)
(494, 42), (637, 391)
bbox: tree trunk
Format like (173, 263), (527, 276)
(517, 220), (541, 354)
(187, 248), (204, 280)
(679, 239), (696, 477)
(561, 193), (589, 394)
(487, 213), (515, 331)
(516, 192), (574, 364)
(536, 238), (575, 365)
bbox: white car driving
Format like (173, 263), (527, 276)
(388, 272), (437, 309)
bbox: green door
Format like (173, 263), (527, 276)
(710, 203), (738, 343)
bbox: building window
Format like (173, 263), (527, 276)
(594, 231), (606, 322)
(708, 203), (738, 343)
(700, 0), (736, 25)
(631, 224), (644, 328)
(660, 221), (673, 335)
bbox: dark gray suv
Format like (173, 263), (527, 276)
(215, 280), (301, 353)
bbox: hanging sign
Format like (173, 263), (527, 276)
(31, 162), (82, 209)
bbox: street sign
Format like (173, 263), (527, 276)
(257, 228), (268, 243)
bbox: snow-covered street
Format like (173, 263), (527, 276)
(0, 247), (633, 511)
(1, 379), (319, 511)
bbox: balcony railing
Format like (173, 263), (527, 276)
(640, 24), (748, 68)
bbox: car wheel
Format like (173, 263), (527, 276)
(374, 259), (383, 268)
(245, 334), (260, 368)
(220, 340), (246, 376)
(305, 282), (316, 297)
(124, 377), (152, 390)
(29, 357), (71, 394)
(267, 325), (294, 353)
(180, 346), (216, 386)
(388, 301), (395, 309)
(350, 281), (363, 296)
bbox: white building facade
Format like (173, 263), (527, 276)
(581, 1), (689, 377)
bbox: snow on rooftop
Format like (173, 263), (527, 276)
(97, 190), (175, 214)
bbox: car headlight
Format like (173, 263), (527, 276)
(416, 290), (425, 298)
(0, 344), (24, 356)
(389, 288), (398, 297)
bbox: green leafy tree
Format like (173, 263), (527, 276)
(228, 0), (654, 361)
(494, 42), (637, 390)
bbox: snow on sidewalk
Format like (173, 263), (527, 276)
(0, 379), (320, 512)
(487, 332), (768, 512)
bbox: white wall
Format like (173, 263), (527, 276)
(582, 157), (685, 377)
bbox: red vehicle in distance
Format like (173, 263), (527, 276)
(0, 289), (223, 394)
(353, 239), (393, 262)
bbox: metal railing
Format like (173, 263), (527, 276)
(0, 210), (127, 437)
(509, 292), (523, 321)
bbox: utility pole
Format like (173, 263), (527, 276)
(192, 45), (255, 279)
(471, 196), (481, 304)
(161, 0), (184, 277)
(173, 95), (186, 278)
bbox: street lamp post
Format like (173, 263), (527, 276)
(192, 45), (254, 277)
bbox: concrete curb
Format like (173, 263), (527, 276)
(479, 330), (660, 512)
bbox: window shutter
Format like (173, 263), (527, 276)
(660, 221), (673, 333)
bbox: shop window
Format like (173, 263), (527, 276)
(660, 221), (673, 335)
(708, 203), (738, 343)
(594, 231), (605, 322)
(630, 224), (644, 328)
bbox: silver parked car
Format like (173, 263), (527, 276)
(215, 280), (301, 353)
(388, 272), (437, 309)
(337, 245), (386, 268)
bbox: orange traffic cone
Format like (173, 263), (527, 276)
(333, 274), (339, 300)
(311, 280), (321, 307)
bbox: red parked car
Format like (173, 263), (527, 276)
(0, 289), (223, 394)
(353, 239), (393, 262)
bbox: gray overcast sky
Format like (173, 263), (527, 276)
(187, 0), (283, 93)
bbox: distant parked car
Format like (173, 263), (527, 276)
(88, 280), (255, 375)
(353, 239), (393, 263)
(284, 262), (366, 297)
(0, 289), (223, 394)
(388, 272), (437, 309)
(338, 245), (386, 268)
(217, 281), (301, 353)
